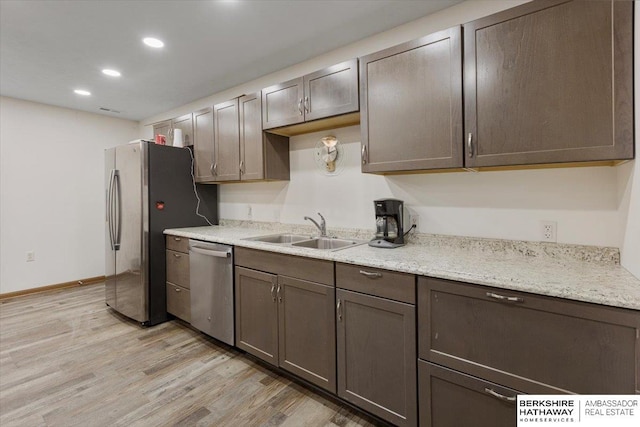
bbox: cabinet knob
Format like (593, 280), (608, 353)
(174, 288), (180, 292)
(173, 253), (181, 258)
(174, 237), (181, 241)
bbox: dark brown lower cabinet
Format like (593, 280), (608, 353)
(235, 266), (279, 365)
(234, 263), (336, 393)
(419, 361), (520, 427)
(418, 277), (640, 394)
(165, 283), (190, 323)
(337, 288), (417, 427)
(278, 275), (336, 392)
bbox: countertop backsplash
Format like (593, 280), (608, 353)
(219, 219), (621, 266)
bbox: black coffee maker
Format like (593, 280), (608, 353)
(369, 198), (405, 248)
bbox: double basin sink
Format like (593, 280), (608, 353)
(243, 233), (368, 251)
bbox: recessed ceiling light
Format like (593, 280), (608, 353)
(143, 37), (164, 48)
(102, 69), (121, 77)
(74, 89), (91, 96)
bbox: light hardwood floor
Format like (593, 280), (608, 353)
(0, 283), (383, 427)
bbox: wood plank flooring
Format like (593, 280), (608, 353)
(0, 283), (383, 427)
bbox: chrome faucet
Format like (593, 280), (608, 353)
(304, 212), (327, 237)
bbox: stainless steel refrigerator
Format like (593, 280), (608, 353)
(105, 140), (217, 326)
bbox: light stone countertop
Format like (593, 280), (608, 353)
(165, 223), (640, 311)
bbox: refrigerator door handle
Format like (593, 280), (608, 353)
(113, 170), (121, 250)
(107, 169), (115, 250)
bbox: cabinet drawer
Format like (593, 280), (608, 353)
(166, 283), (191, 323)
(418, 277), (640, 394)
(166, 235), (189, 253)
(336, 263), (415, 304)
(166, 250), (189, 289)
(235, 247), (333, 286)
(419, 360), (520, 427)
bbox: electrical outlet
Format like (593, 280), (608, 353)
(410, 213), (420, 231)
(541, 221), (557, 242)
(26, 251), (35, 262)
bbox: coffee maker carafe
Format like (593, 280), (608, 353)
(369, 199), (405, 248)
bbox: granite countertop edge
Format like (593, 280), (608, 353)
(164, 225), (640, 311)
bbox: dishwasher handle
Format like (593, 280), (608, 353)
(190, 245), (231, 258)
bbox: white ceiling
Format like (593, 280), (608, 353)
(0, 0), (462, 121)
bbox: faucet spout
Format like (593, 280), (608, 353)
(304, 212), (327, 237)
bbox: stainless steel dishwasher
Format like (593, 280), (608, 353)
(189, 240), (234, 346)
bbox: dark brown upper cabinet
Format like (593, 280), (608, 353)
(193, 107), (215, 182)
(152, 120), (171, 144)
(239, 93), (290, 181)
(171, 113), (193, 147)
(262, 59), (359, 136)
(196, 94), (289, 183)
(213, 98), (241, 181)
(359, 26), (463, 173)
(464, 0), (633, 168)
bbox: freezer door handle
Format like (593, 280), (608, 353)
(107, 169), (115, 250)
(113, 170), (121, 250)
(190, 245), (231, 258)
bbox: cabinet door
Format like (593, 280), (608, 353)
(152, 120), (171, 143)
(337, 289), (417, 427)
(303, 59), (359, 122)
(235, 267), (278, 365)
(419, 277), (640, 394)
(261, 77), (304, 130)
(464, 0), (633, 167)
(278, 276), (336, 393)
(166, 283), (190, 323)
(172, 113), (193, 147)
(213, 98), (240, 181)
(166, 250), (189, 289)
(360, 26), (462, 173)
(193, 107), (215, 182)
(419, 360), (520, 427)
(239, 92), (264, 181)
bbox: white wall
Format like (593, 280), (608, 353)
(0, 96), (139, 294)
(219, 126), (625, 247)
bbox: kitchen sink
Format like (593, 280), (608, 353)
(243, 233), (311, 244)
(291, 237), (367, 251)
(244, 234), (367, 251)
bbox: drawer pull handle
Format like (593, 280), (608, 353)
(486, 292), (523, 303)
(359, 270), (382, 278)
(174, 288), (181, 292)
(173, 253), (181, 258)
(174, 237), (181, 241)
(484, 388), (516, 403)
